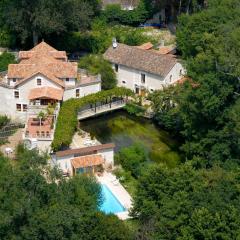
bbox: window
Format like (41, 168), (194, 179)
(16, 104), (21, 111)
(150, 89), (154, 92)
(141, 73), (145, 84)
(170, 75), (173, 82)
(37, 78), (42, 86)
(14, 91), (19, 98)
(41, 131), (45, 137)
(76, 89), (80, 98)
(122, 81), (126, 84)
(114, 64), (119, 72)
(23, 104), (27, 112)
(66, 78), (69, 82)
(12, 78), (16, 83)
(180, 69), (183, 76)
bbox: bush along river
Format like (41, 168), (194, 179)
(80, 110), (182, 168)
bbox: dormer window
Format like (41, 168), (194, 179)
(37, 78), (42, 86)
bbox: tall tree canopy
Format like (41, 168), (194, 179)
(150, 0), (240, 167)
(0, 146), (132, 240)
(132, 164), (240, 239)
(1, 0), (100, 46)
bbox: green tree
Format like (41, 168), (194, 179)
(79, 54), (117, 90)
(0, 146), (132, 240)
(1, 0), (100, 46)
(0, 52), (15, 71)
(132, 164), (240, 239)
(116, 143), (147, 177)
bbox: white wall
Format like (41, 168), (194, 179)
(114, 63), (185, 93)
(51, 147), (114, 175)
(0, 85), (27, 122)
(98, 148), (114, 167)
(63, 83), (101, 101)
(17, 74), (63, 100)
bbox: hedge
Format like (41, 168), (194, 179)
(52, 87), (133, 151)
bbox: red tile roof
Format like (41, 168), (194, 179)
(71, 155), (104, 169)
(8, 41), (77, 87)
(28, 87), (64, 101)
(104, 43), (177, 77)
(137, 42), (154, 50)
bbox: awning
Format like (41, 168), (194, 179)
(28, 87), (63, 101)
(71, 154), (104, 169)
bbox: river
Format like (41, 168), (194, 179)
(80, 110), (182, 168)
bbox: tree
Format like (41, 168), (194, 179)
(79, 54), (117, 90)
(115, 143), (147, 177)
(1, 0), (100, 46)
(0, 146), (132, 240)
(132, 164), (240, 239)
(150, 0), (240, 167)
(0, 52), (16, 71)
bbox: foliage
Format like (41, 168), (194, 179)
(0, 52), (16, 71)
(132, 163), (240, 239)
(57, 19), (157, 54)
(0, 115), (10, 129)
(150, 0), (240, 167)
(1, 0), (100, 45)
(102, 1), (149, 26)
(0, 28), (15, 48)
(0, 146), (132, 240)
(124, 102), (146, 117)
(115, 143), (147, 178)
(79, 54), (117, 90)
(52, 87), (134, 151)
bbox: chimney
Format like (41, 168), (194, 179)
(112, 38), (118, 49)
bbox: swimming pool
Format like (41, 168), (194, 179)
(100, 184), (126, 214)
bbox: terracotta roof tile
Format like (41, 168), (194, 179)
(137, 42), (153, 50)
(71, 155), (104, 169)
(104, 43), (177, 77)
(28, 87), (64, 101)
(9, 41), (76, 87)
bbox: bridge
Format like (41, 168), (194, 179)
(78, 99), (127, 120)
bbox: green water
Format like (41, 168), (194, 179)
(80, 110), (182, 168)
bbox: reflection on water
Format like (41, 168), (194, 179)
(80, 110), (182, 168)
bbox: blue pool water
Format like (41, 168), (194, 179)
(100, 184), (126, 214)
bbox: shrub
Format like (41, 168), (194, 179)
(124, 102), (146, 116)
(115, 143), (147, 178)
(79, 54), (117, 90)
(0, 115), (10, 129)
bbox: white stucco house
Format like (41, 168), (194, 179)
(104, 43), (185, 95)
(51, 143), (115, 176)
(0, 41), (101, 123)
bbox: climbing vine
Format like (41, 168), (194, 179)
(52, 87), (133, 151)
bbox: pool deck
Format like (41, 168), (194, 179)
(96, 172), (133, 220)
